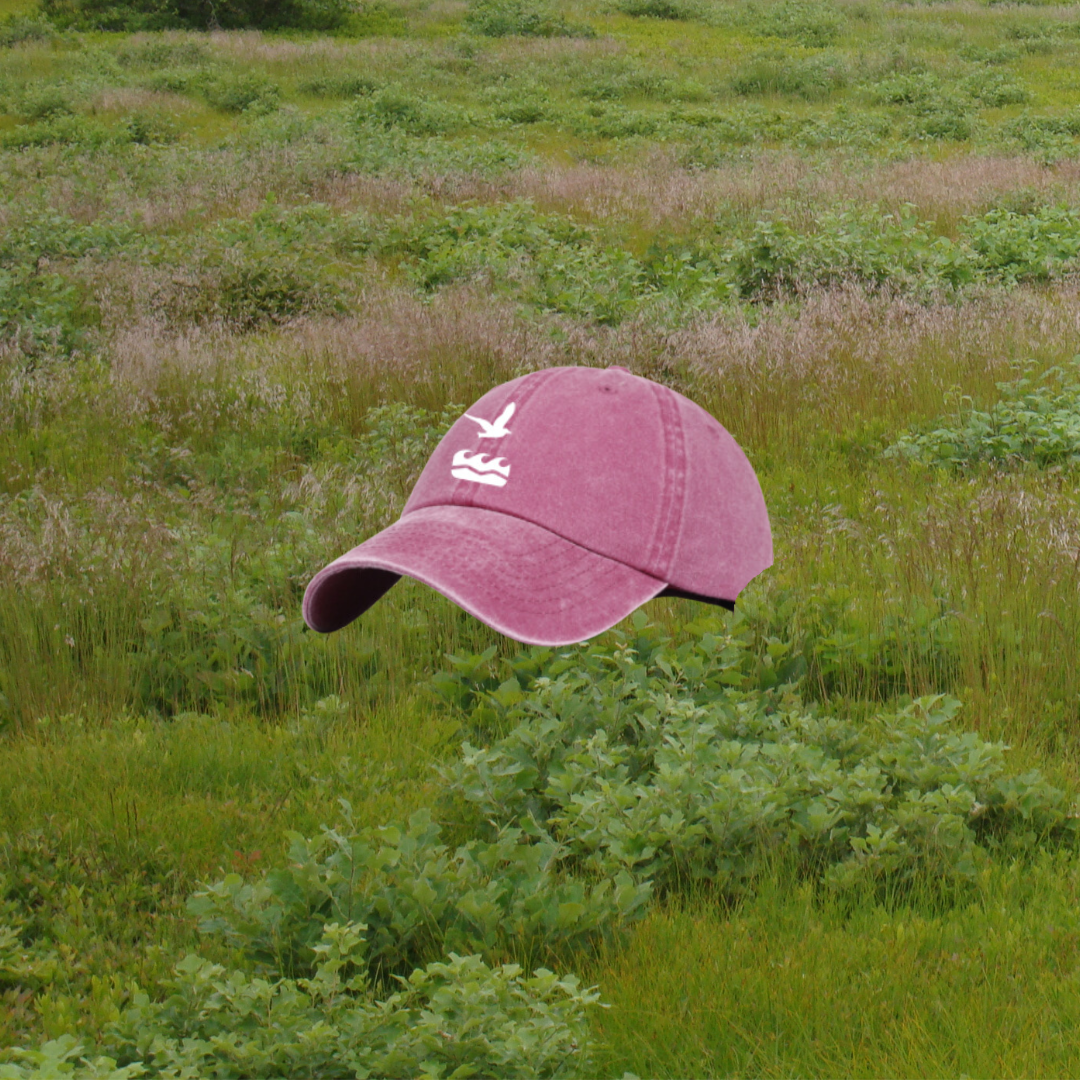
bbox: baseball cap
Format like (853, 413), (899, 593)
(303, 365), (772, 646)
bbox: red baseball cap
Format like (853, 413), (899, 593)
(303, 365), (772, 646)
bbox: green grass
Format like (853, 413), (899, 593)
(589, 857), (1080, 1077)
(5, 0), (1080, 1073)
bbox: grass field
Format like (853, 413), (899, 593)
(6, 0), (1080, 1075)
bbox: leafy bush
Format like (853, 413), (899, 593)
(345, 123), (529, 178)
(39, 0), (354, 31)
(199, 72), (281, 115)
(885, 361), (1080, 470)
(437, 617), (1078, 897)
(464, 0), (595, 38)
(615, 0), (703, 20)
(0, 211), (134, 358)
(297, 73), (379, 98)
(189, 808), (650, 981)
(0, 15), (55, 47)
(960, 70), (1030, 107)
(0, 114), (121, 151)
(352, 84), (471, 135)
(958, 44), (1020, 65)
(1, 932), (597, 1078)
(395, 201), (647, 324)
(964, 205), (1080, 282)
(731, 52), (848, 101)
(869, 71), (942, 107)
(1003, 22), (1062, 55)
(12, 84), (76, 123)
(39, 0), (176, 31)
(868, 72), (972, 140)
(156, 202), (353, 330)
(725, 205), (969, 297)
(484, 81), (552, 124)
(751, 0), (844, 48)
(908, 101), (971, 141)
(724, 202), (1080, 298)
(996, 112), (1080, 163)
(115, 38), (208, 67)
(0, 889), (59, 993)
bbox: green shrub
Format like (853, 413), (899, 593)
(960, 70), (1030, 107)
(199, 72), (281, 115)
(345, 122), (529, 178)
(724, 205), (971, 297)
(615, 0), (703, 20)
(39, 0), (355, 31)
(885, 360), (1080, 469)
(958, 43), (1020, 65)
(1, 937), (598, 1078)
(115, 39), (208, 67)
(1003, 22), (1061, 55)
(395, 201), (648, 325)
(141, 65), (202, 94)
(39, 0), (176, 31)
(437, 616), (1079, 897)
(731, 52), (848, 101)
(0, 211), (134, 358)
(192, 615), (1079, 999)
(752, 0), (844, 48)
(297, 72), (379, 98)
(464, 0), (595, 38)
(869, 71), (942, 107)
(963, 205), (1080, 283)
(484, 81), (551, 124)
(908, 102), (971, 141)
(13, 84), (76, 123)
(189, 808), (650, 981)
(997, 113), (1080, 162)
(157, 202), (352, 331)
(352, 84), (471, 135)
(0, 15), (55, 47)
(0, 890), (60, 992)
(574, 58), (682, 102)
(0, 115), (122, 151)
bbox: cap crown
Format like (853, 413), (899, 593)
(403, 366), (771, 601)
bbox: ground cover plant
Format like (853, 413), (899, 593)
(6, 0), (1080, 1074)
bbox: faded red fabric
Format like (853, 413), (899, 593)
(303, 365), (772, 646)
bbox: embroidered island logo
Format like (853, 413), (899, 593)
(452, 402), (514, 487)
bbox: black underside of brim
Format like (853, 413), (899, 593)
(307, 566), (734, 636)
(657, 585), (735, 611)
(307, 567), (401, 633)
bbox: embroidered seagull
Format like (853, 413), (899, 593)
(463, 402), (515, 438)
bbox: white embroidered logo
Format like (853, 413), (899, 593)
(451, 450), (510, 487)
(464, 402), (515, 438)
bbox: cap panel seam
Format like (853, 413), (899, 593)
(645, 381), (686, 581)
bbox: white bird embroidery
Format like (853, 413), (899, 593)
(464, 402), (515, 438)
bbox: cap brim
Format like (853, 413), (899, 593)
(303, 504), (668, 647)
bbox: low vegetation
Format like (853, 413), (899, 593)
(5, 0), (1080, 1074)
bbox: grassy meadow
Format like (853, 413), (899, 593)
(6, 0), (1080, 1074)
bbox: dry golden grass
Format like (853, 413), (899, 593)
(85, 88), (198, 115)
(503, 154), (1080, 234)
(99, 280), (1080, 445)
